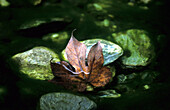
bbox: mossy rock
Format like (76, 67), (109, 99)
(112, 29), (155, 68)
(11, 46), (60, 80)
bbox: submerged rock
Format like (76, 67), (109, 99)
(0, 0), (10, 6)
(11, 46), (60, 80)
(19, 17), (69, 30)
(62, 39), (123, 65)
(117, 70), (159, 85)
(115, 70), (159, 93)
(112, 29), (155, 68)
(98, 90), (121, 98)
(39, 92), (97, 110)
(42, 31), (69, 47)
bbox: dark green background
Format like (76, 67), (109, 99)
(0, 0), (170, 110)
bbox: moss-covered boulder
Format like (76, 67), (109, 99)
(11, 46), (60, 80)
(62, 39), (123, 65)
(39, 92), (97, 110)
(112, 29), (155, 68)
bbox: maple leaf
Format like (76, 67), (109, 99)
(50, 32), (112, 92)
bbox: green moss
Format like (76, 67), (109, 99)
(112, 29), (154, 68)
(0, 0), (10, 6)
(11, 46), (60, 80)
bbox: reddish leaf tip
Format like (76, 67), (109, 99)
(92, 40), (102, 51)
(97, 41), (101, 44)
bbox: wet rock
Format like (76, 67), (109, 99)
(139, 71), (159, 84)
(118, 71), (159, 85)
(19, 18), (69, 30)
(87, 3), (104, 13)
(0, 0), (10, 6)
(82, 39), (123, 65)
(98, 90), (121, 98)
(39, 92), (97, 110)
(62, 39), (123, 65)
(95, 19), (117, 32)
(42, 31), (69, 47)
(31, 0), (42, 5)
(8, 0), (41, 6)
(18, 18), (71, 38)
(112, 29), (155, 68)
(16, 7), (72, 37)
(87, 1), (111, 19)
(19, 20), (46, 30)
(11, 46), (60, 80)
(115, 70), (159, 93)
(117, 73), (137, 84)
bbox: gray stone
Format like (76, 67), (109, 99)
(62, 39), (123, 65)
(39, 92), (97, 110)
(11, 46), (60, 80)
(112, 29), (155, 68)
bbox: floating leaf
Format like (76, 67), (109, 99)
(65, 33), (88, 74)
(50, 31), (112, 92)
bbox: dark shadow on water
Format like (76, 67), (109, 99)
(18, 21), (71, 38)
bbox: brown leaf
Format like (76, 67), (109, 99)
(86, 41), (112, 87)
(86, 41), (104, 81)
(65, 34), (88, 74)
(50, 60), (87, 92)
(50, 32), (112, 92)
(49, 76), (87, 92)
(89, 66), (112, 87)
(87, 41), (104, 70)
(50, 61), (74, 77)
